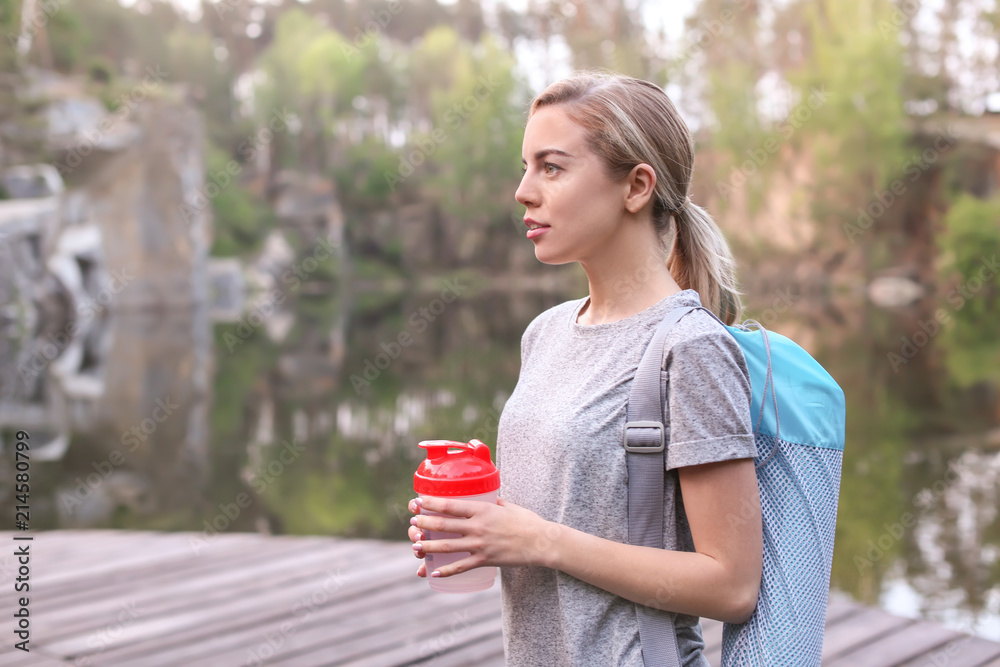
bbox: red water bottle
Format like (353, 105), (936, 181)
(413, 439), (500, 593)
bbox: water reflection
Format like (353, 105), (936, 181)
(1, 282), (999, 640)
(1, 307), (212, 528)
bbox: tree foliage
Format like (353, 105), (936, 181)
(10, 0), (998, 268)
(937, 193), (1000, 387)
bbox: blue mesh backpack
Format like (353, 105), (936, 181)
(623, 305), (846, 666)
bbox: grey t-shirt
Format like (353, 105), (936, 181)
(496, 289), (757, 667)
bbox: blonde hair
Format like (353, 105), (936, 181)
(528, 71), (743, 325)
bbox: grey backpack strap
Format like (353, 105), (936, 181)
(626, 305), (698, 667)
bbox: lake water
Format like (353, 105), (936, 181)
(4, 276), (1000, 641)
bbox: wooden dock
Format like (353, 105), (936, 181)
(0, 530), (998, 666)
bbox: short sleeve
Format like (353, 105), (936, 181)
(664, 328), (757, 470)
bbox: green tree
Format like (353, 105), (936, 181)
(407, 26), (528, 263)
(60, 0), (178, 75)
(0, 0), (20, 73)
(166, 25), (236, 149)
(206, 147), (273, 257)
(937, 193), (1000, 387)
(788, 0), (909, 198)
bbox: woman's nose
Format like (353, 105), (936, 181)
(514, 173), (536, 208)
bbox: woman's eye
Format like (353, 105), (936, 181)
(521, 163), (560, 176)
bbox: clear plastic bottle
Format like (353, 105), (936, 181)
(413, 439), (500, 593)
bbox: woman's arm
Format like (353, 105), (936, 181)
(542, 457), (761, 624)
(408, 455), (761, 624)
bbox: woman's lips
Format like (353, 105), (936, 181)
(524, 218), (550, 240)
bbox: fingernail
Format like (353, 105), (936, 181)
(431, 570), (441, 578)
(412, 542), (422, 551)
(410, 517), (418, 526)
(413, 531), (422, 541)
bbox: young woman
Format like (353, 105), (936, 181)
(408, 71), (763, 666)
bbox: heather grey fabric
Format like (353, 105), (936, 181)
(496, 289), (756, 667)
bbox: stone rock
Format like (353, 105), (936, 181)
(83, 99), (210, 308)
(0, 164), (63, 198)
(0, 69), (213, 504)
(45, 97), (107, 142)
(868, 275), (925, 307)
(207, 257), (246, 322)
(253, 229), (296, 282)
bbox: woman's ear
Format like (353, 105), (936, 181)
(623, 163), (657, 214)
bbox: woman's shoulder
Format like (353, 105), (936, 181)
(524, 297), (586, 335)
(669, 306), (731, 343)
(519, 296), (587, 357)
(662, 307), (750, 378)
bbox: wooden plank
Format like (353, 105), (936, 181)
(196, 574), (497, 666)
(275, 593), (504, 667)
(95, 544), (418, 664)
(33, 538), (354, 635)
(825, 593), (868, 625)
(38, 537), (151, 573)
(896, 634), (1000, 667)
(0, 533), (207, 597)
(97, 544), (409, 659)
(355, 621), (501, 666)
(0, 531), (145, 594)
(149, 542), (491, 666)
(961, 639), (1000, 665)
(53, 531), (343, 589)
(51, 540), (390, 661)
(405, 612), (505, 667)
(825, 619), (962, 667)
(0, 651), (72, 666)
(0, 530), (123, 562)
(35, 535), (294, 605)
(0, 529), (109, 547)
(27, 534), (295, 608)
(174, 583), (496, 666)
(23, 539), (294, 637)
(105, 562), (434, 666)
(821, 607), (915, 661)
(38, 540), (365, 648)
(36, 532), (197, 575)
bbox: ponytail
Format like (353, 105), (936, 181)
(666, 202), (743, 325)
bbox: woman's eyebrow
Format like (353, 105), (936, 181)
(521, 148), (575, 164)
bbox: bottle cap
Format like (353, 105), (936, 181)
(414, 439), (500, 497)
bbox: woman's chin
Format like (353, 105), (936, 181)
(535, 242), (573, 265)
(533, 248), (572, 266)
(533, 241), (585, 267)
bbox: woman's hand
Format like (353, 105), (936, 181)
(407, 496), (562, 579)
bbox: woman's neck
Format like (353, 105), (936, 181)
(577, 252), (682, 325)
